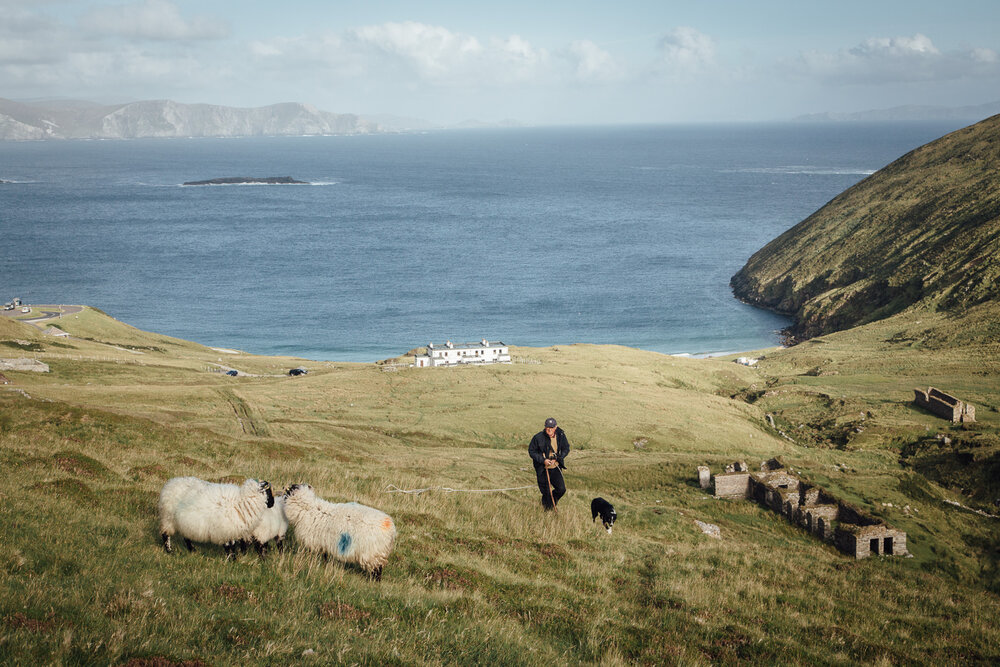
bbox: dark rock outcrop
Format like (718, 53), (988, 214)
(182, 176), (308, 186)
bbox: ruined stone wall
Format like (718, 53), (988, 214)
(800, 484), (838, 507)
(835, 529), (860, 558)
(713, 473), (751, 499)
(836, 526), (908, 559)
(703, 458), (908, 559)
(801, 486), (820, 506)
(802, 505), (838, 540)
(887, 529), (907, 556)
(697, 466), (712, 489)
(0, 358), (49, 372)
(914, 387), (976, 423)
(837, 501), (881, 527)
(815, 516), (833, 542)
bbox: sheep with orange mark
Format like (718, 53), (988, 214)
(282, 484), (396, 580)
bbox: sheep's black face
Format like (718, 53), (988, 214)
(260, 481), (275, 508)
(285, 483), (311, 497)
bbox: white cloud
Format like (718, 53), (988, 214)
(248, 22), (635, 94)
(852, 33), (939, 57)
(0, 1), (228, 101)
(565, 40), (624, 83)
(79, 0), (229, 41)
(657, 27), (716, 75)
(249, 22), (560, 89)
(971, 48), (999, 64)
(348, 21), (484, 81)
(784, 33), (1000, 85)
(0, 5), (67, 65)
(492, 35), (550, 83)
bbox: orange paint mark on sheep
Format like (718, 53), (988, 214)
(382, 517), (393, 531)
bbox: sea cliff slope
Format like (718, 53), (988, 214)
(731, 114), (1000, 340)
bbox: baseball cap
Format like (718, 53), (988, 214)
(544, 417), (557, 428)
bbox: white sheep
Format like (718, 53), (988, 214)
(283, 484), (397, 580)
(158, 476), (274, 558)
(242, 495), (289, 557)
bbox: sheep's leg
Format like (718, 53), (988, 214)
(161, 533), (172, 553)
(252, 538), (267, 558)
(224, 541), (238, 560)
(184, 538), (195, 552)
(275, 537), (285, 552)
(370, 566), (383, 582)
(237, 539), (249, 555)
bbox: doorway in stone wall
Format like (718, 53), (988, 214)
(870, 538), (880, 555)
(883, 537), (893, 555)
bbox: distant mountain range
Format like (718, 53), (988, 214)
(0, 98), (527, 140)
(0, 99), (380, 140)
(793, 101), (1000, 123)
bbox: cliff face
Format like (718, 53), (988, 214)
(731, 114), (1000, 341)
(0, 99), (380, 140)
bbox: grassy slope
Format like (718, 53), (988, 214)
(731, 114), (1000, 340)
(1, 307), (998, 664)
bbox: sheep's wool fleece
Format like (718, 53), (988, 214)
(285, 487), (396, 574)
(160, 477), (269, 545)
(251, 495), (288, 544)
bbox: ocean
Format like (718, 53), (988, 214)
(0, 122), (966, 362)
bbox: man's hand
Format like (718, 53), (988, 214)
(545, 459), (558, 469)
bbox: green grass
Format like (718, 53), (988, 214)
(1, 308), (999, 664)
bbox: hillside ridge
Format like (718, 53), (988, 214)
(731, 113), (1000, 341)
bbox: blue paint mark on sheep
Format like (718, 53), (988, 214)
(338, 532), (352, 555)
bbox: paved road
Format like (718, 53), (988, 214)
(1, 305), (84, 326)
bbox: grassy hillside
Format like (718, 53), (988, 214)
(1, 306), (998, 664)
(731, 114), (1000, 341)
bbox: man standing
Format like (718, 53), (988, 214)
(528, 417), (570, 510)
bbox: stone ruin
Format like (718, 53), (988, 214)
(705, 457), (908, 559)
(914, 387), (975, 423)
(0, 358), (49, 373)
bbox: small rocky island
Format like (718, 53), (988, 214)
(182, 176), (308, 186)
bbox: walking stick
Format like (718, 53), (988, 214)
(544, 463), (558, 512)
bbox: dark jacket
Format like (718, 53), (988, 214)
(528, 428), (569, 470)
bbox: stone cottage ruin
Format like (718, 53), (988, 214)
(914, 387), (975, 423)
(706, 457), (908, 559)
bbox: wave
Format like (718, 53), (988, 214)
(728, 166), (877, 176)
(670, 349), (744, 359)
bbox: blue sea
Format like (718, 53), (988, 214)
(0, 122), (966, 362)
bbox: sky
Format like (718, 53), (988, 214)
(2, 0), (999, 125)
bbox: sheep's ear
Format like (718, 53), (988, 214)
(259, 481), (271, 491)
(284, 484), (299, 496)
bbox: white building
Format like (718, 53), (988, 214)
(414, 339), (511, 367)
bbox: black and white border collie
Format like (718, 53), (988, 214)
(591, 497), (617, 534)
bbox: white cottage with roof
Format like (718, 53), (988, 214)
(414, 339), (510, 367)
